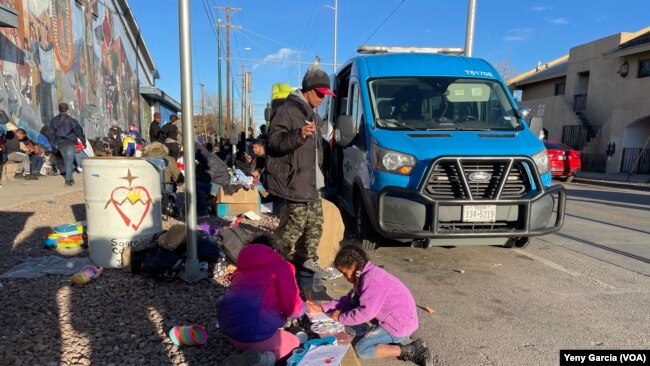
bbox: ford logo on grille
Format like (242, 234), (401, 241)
(468, 172), (492, 182)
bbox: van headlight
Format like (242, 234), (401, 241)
(532, 149), (550, 175)
(372, 143), (417, 175)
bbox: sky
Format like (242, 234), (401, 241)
(128, 0), (649, 132)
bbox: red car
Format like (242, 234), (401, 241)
(544, 140), (581, 182)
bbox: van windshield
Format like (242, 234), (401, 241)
(368, 77), (522, 131)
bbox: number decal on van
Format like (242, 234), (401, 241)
(463, 70), (494, 77)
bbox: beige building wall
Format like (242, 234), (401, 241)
(511, 28), (650, 173)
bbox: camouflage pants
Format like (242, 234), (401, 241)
(279, 200), (323, 260)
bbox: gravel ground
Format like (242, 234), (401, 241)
(0, 189), (281, 366)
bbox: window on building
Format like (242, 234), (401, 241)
(639, 59), (650, 79)
(554, 82), (565, 96)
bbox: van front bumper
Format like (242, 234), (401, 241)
(370, 183), (565, 239)
(362, 156), (566, 240)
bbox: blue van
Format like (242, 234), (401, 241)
(320, 46), (566, 250)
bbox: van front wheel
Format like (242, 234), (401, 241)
(504, 237), (530, 248)
(356, 201), (378, 251)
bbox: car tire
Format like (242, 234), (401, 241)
(356, 200), (378, 251)
(561, 175), (575, 183)
(504, 237), (530, 248)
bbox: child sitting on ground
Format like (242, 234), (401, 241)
(217, 234), (305, 363)
(307, 245), (432, 366)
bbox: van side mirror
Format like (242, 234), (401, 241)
(264, 107), (272, 122)
(336, 115), (356, 146)
(517, 106), (531, 120)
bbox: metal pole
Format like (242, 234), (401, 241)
(464, 0), (477, 57)
(333, 0), (338, 72)
(201, 83), (206, 135)
(217, 18), (223, 142)
(178, 0), (203, 282)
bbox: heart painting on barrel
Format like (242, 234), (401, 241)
(104, 169), (152, 231)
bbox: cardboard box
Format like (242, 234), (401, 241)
(216, 187), (261, 218)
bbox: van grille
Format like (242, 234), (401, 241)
(423, 159), (530, 200)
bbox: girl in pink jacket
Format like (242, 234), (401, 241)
(217, 236), (305, 360)
(307, 245), (432, 366)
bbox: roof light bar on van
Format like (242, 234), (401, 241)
(357, 45), (464, 55)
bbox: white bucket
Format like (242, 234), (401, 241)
(83, 158), (162, 268)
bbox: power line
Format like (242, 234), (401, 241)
(239, 27), (316, 56)
(361, 0), (407, 45)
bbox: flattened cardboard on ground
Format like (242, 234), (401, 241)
(216, 187), (261, 218)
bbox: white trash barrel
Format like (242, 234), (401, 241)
(83, 158), (162, 268)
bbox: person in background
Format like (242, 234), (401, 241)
(5, 129), (38, 180)
(162, 114), (181, 159)
(217, 138), (232, 162)
(251, 139), (266, 183)
(266, 62), (335, 278)
(217, 234), (304, 362)
(307, 245), (432, 366)
(149, 112), (164, 143)
(142, 142), (184, 195)
(122, 130), (137, 157)
(234, 149), (254, 176)
(108, 121), (122, 156)
(49, 102), (85, 186)
(195, 144), (230, 218)
(257, 124), (267, 140)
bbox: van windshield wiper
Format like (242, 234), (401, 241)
(377, 118), (420, 131)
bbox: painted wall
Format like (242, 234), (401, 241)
(0, 0), (148, 141)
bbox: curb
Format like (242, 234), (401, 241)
(572, 177), (650, 192)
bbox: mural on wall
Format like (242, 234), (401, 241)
(0, 0), (142, 142)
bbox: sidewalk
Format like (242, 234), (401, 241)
(572, 171), (650, 192)
(0, 173), (85, 211)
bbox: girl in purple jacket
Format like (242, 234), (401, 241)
(307, 245), (432, 366)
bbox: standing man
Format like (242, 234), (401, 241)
(108, 121), (123, 156)
(149, 112), (163, 143)
(49, 102), (85, 186)
(162, 114), (180, 159)
(266, 63), (335, 278)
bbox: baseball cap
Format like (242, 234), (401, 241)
(314, 87), (335, 96)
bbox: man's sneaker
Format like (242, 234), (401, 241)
(324, 266), (343, 280)
(399, 339), (433, 366)
(64, 180), (75, 187)
(75, 166), (83, 172)
(24, 174), (38, 180)
(302, 258), (335, 280)
(13, 173), (25, 179)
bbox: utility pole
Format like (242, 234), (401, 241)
(217, 18), (223, 143)
(327, 0), (338, 72)
(200, 83), (206, 135)
(465, 0), (477, 57)
(246, 71), (252, 133)
(240, 66), (246, 134)
(178, 0), (202, 282)
(215, 5), (241, 138)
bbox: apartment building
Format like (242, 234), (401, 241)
(508, 27), (650, 174)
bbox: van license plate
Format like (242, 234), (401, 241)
(462, 205), (496, 222)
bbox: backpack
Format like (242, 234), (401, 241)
(216, 227), (255, 264)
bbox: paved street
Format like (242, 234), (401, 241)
(336, 181), (650, 366)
